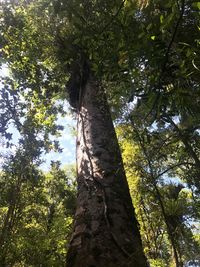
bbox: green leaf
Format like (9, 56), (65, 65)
(192, 2), (200, 9)
(160, 15), (164, 24)
(146, 23), (152, 31)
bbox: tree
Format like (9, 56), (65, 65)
(117, 123), (200, 267)
(66, 76), (147, 266)
(0, 72), (76, 266)
(0, 158), (76, 266)
(0, 1), (148, 266)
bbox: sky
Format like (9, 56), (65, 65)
(0, 65), (76, 171)
(40, 113), (76, 170)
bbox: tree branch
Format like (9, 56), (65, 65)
(162, 0), (185, 74)
(99, 0), (126, 35)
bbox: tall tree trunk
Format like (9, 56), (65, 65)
(66, 76), (148, 267)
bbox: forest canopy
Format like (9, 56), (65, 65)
(0, 0), (199, 266)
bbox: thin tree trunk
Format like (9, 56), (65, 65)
(66, 76), (148, 267)
(153, 184), (180, 267)
(0, 179), (21, 266)
(131, 122), (181, 267)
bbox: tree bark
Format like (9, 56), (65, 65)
(66, 76), (148, 267)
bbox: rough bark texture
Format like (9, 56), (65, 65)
(66, 77), (148, 267)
